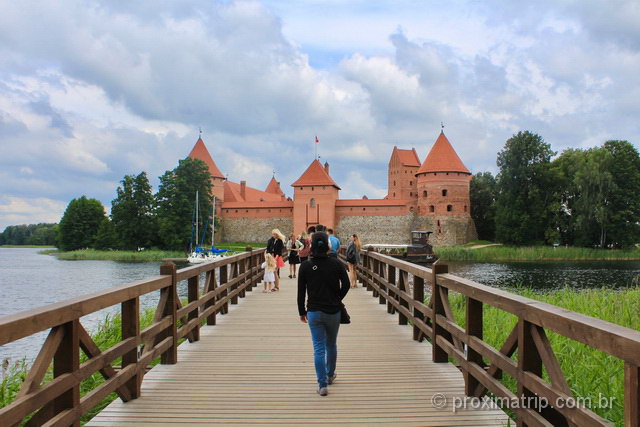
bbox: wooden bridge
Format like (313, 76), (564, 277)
(0, 248), (638, 426)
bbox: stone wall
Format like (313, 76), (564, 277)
(415, 216), (478, 246)
(220, 217), (293, 243)
(336, 213), (420, 246)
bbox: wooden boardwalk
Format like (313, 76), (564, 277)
(88, 273), (509, 426)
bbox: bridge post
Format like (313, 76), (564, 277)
(244, 247), (253, 293)
(160, 261), (178, 364)
(378, 260), (386, 305)
(220, 263), (229, 314)
(398, 270), (408, 325)
(387, 265), (396, 314)
(465, 297), (482, 396)
(625, 362), (639, 427)
(413, 275), (424, 342)
(432, 262), (448, 362)
(372, 258), (379, 298)
(187, 274), (200, 342)
(517, 319), (542, 427)
(122, 297), (141, 398)
(204, 269), (217, 325)
(231, 261), (239, 304)
(54, 319), (80, 426)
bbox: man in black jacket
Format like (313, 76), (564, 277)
(297, 232), (350, 396)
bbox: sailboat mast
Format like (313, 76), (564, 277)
(195, 191), (199, 247)
(212, 196), (216, 246)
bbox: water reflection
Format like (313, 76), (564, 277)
(447, 260), (640, 290)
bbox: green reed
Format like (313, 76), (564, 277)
(437, 245), (640, 261)
(448, 286), (640, 426)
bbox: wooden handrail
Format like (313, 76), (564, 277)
(341, 249), (640, 427)
(0, 248), (266, 426)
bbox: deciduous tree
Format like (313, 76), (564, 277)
(57, 196), (107, 251)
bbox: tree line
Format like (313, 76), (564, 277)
(470, 131), (640, 248)
(56, 157), (213, 251)
(0, 223), (58, 246)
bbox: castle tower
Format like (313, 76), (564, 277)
(188, 137), (226, 202)
(291, 160), (340, 233)
(416, 131), (476, 244)
(387, 147), (421, 200)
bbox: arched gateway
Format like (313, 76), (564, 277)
(188, 132), (477, 245)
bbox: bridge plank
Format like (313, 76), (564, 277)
(87, 274), (509, 426)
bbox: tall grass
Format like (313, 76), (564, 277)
(449, 286), (640, 426)
(41, 242), (266, 262)
(0, 308), (157, 424)
(437, 245), (640, 261)
(51, 249), (185, 262)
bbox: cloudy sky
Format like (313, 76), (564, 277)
(1, 0), (639, 230)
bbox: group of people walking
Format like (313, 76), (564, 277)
(261, 225), (362, 396)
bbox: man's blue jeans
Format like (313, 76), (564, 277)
(307, 310), (340, 388)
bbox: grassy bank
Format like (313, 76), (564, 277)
(0, 308), (157, 424)
(449, 286), (640, 426)
(437, 245), (640, 261)
(39, 242), (267, 262)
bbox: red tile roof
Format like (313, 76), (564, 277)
(224, 181), (284, 203)
(188, 138), (225, 179)
(417, 132), (470, 175)
(395, 147), (421, 167)
(291, 160), (340, 189)
(222, 201), (294, 209)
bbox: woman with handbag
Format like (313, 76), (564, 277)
(346, 234), (361, 288)
(297, 232), (350, 396)
(266, 229), (286, 291)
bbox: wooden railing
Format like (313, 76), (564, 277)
(0, 248), (265, 426)
(341, 248), (640, 427)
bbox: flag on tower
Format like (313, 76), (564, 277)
(315, 136), (319, 143)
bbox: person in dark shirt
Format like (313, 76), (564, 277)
(297, 232), (350, 396)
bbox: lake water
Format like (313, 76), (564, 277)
(1, 248), (639, 363)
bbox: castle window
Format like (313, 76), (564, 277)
(311, 187), (314, 191)
(446, 172), (449, 175)
(447, 205), (453, 212)
(245, 210), (248, 213)
(235, 210), (238, 213)
(409, 180), (413, 185)
(393, 180), (396, 186)
(442, 189), (448, 196)
(310, 198), (316, 208)
(393, 192), (396, 197)
(429, 205), (435, 213)
(363, 208), (366, 211)
(423, 190), (428, 197)
(464, 205), (468, 212)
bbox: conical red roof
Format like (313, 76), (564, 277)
(265, 177), (285, 197)
(291, 160), (340, 189)
(188, 137), (225, 179)
(417, 132), (470, 175)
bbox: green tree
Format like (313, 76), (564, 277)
(155, 158), (213, 250)
(0, 223), (58, 246)
(495, 131), (557, 245)
(111, 172), (157, 250)
(603, 140), (640, 247)
(470, 172), (497, 241)
(94, 218), (119, 250)
(57, 196), (107, 251)
(573, 148), (614, 247)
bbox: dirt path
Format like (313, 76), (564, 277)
(467, 243), (503, 250)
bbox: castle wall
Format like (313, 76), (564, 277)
(414, 216), (478, 246)
(336, 213), (421, 246)
(220, 216), (293, 243)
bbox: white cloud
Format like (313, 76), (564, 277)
(0, 0), (638, 229)
(0, 196), (67, 229)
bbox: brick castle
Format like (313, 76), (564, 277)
(188, 131), (477, 246)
